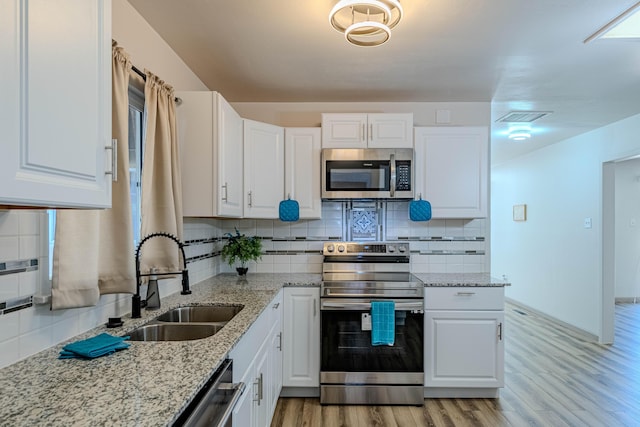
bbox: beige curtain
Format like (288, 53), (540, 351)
(51, 44), (136, 309)
(139, 71), (184, 275)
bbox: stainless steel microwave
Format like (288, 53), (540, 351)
(321, 148), (414, 200)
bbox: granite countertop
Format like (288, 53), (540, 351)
(0, 273), (321, 427)
(416, 273), (510, 287)
(0, 271), (504, 426)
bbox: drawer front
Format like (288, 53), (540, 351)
(425, 287), (504, 310)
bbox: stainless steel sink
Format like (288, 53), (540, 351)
(127, 323), (223, 341)
(155, 304), (244, 323)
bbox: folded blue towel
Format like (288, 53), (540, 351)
(59, 333), (130, 359)
(371, 301), (395, 346)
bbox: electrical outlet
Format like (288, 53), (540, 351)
(584, 218), (592, 229)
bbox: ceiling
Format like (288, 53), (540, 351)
(128, 0), (640, 165)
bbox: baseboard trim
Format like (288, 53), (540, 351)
(280, 387), (320, 398)
(424, 387), (500, 398)
(615, 297), (640, 304)
(505, 297), (599, 342)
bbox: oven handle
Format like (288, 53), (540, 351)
(321, 301), (423, 311)
(325, 289), (420, 297)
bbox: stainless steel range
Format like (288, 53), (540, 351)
(320, 242), (424, 405)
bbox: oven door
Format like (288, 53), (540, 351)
(320, 298), (424, 383)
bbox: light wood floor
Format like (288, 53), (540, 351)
(271, 302), (640, 427)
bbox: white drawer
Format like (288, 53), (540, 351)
(424, 287), (504, 310)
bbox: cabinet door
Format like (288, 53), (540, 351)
(215, 94), (244, 217)
(285, 128), (321, 219)
(283, 288), (320, 388)
(367, 113), (413, 148)
(321, 113), (368, 148)
(177, 91), (214, 216)
(232, 358), (256, 427)
(425, 310), (504, 388)
(268, 323), (283, 420)
(414, 127), (488, 218)
(243, 119), (284, 218)
(177, 91), (243, 217)
(0, 0), (112, 208)
(253, 339), (270, 427)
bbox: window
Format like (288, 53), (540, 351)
(128, 85), (145, 248)
(48, 84), (145, 279)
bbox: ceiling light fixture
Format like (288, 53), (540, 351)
(329, 0), (403, 47)
(508, 125), (532, 142)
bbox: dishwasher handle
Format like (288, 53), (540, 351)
(215, 382), (245, 427)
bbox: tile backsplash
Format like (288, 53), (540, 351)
(0, 202), (487, 368)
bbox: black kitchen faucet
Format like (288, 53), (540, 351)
(132, 232), (191, 318)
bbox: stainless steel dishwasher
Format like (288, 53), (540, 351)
(173, 359), (245, 427)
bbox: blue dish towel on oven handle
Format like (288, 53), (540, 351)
(371, 300), (395, 346)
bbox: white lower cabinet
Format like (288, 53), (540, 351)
(282, 287), (320, 389)
(424, 287), (505, 396)
(230, 290), (283, 427)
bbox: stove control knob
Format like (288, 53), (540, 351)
(387, 245), (396, 253)
(337, 244), (346, 253)
(326, 244), (335, 253)
(398, 246), (406, 253)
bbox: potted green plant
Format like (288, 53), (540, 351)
(221, 228), (263, 275)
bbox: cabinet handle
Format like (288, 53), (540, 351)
(369, 123), (373, 141)
(361, 123), (365, 142)
(273, 302), (280, 309)
(277, 332), (282, 351)
(222, 182), (228, 201)
(313, 298), (317, 317)
(105, 139), (118, 182)
(455, 292), (476, 296)
(498, 322), (503, 341)
(248, 191), (253, 207)
(258, 373), (264, 403)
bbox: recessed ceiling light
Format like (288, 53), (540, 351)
(584, 2), (640, 43)
(508, 124), (532, 141)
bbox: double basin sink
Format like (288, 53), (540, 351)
(127, 305), (243, 342)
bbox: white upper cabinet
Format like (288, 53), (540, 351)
(243, 119), (284, 218)
(285, 128), (322, 219)
(321, 113), (413, 148)
(177, 91), (243, 217)
(0, 0), (112, 208)
(414, 127), (488, 218)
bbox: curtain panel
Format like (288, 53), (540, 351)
(51, 44), (136, 309)
(139, 71), (184, 275)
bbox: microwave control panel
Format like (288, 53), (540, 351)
(396, 160), (411, 191)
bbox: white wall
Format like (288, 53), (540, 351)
(112, 0), (207, 91)
(615, 158), (640, 299)
(491, 112), (640, 338)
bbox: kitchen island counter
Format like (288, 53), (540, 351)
(0, 273), (321, 427)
